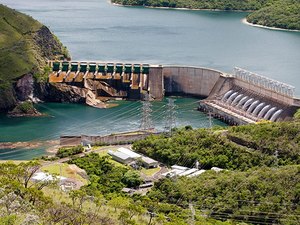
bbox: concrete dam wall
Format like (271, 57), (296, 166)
(48, 61), (299, 125)
(162, 66), (223, 97)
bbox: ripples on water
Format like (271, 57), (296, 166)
(1, 0), (300, 92)
(0, 98), (226, 159)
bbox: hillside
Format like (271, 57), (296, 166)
(0, 4), (69, 111)
(148, 165), (300, 225)
(247, 0), (300, 30)
(1, 118), (300, 224)
(133, 121), (300, 170)
(111, 0), (300, 30)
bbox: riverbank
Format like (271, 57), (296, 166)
(0, 140), (59, 154)
(111, 0), (300, 31)
(111, 2), (253, 12)
(242, 18), (300, 32)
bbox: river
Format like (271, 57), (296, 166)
(0, 0), (299, 159)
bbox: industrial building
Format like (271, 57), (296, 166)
(162, 165), (224, 178)
(108, 147), (158, 168)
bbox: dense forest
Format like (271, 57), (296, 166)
(247, 0), (300, 30)
(1, 115), (300, 224)
(2, 117), (299, 224)
(133, 121), (300, 170)
(131, 115), (300, 224)
(148, 165), (300, 225)
(111, 0), (300, 30)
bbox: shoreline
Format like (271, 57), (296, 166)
(242, 18), (300, 32)
(110, 2), (253, 12)
(111, 1), (299, 32)
(0, 140), (60, 154)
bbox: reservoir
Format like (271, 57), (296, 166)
(0, 0), (299, 159)
(2, 0), (300, 92)
(0, 98), (225, 160)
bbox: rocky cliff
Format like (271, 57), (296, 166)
(0, 4), (70, 112)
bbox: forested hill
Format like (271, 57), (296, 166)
(132, 114), (300, 224)
(133, 120), (300, 170)
(111, 0), (300, 30)
(0, 4), (69, 111)
(247, 0), (300, 30)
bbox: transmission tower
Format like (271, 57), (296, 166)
(140, 93), (153, 131)
(208, 111), (213, 130)
(165, 98), (177, 135)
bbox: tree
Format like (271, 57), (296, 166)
(19, 161), (41, 189)
(122, 170), (142, 188)
(108, 195), (130, 212)
(294, 109), (300, 120)
(126, 200), (146, 220)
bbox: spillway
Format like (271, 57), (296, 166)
(48, 62), (299, 125)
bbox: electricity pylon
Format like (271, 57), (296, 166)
(140, 93), (153, 131)
(165, 98), (177, 135)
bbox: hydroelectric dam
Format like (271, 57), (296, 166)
(48, 61), (300, 125)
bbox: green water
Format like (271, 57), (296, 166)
(0, 98), (226, 159)
(1, 0), (299, 159)
(2, 0), (300, 92)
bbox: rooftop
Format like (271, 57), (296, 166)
(108, 150), (131, 160)
(117, 147), (142, 158)
(142, 156), (158, 164)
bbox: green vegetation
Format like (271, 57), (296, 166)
(68, 152), (236, 224)
(1, 119), (300, 224)
(0, 4), (69, 111)
(133, 121), (300, 170)
(41, 163), (88, 185)
(33, 66), (51, 83)
(113, 0), (268, 10)
(56, 145), (84, 158)
(132, 120), (300, 224)
(69, 153), (132, 194)
(111, 0), (300, 30)
(148, 165), (300, 225)
(247, 0), (300, 30)
(14, 101), (35, 113)
(0, 161), (114, 224)
(294, 108), (300, 120)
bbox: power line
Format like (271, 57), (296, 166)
(164, 98), (177, 135)
(140, 93), (153, 131)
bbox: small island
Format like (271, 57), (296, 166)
(111, 0), (300, 31)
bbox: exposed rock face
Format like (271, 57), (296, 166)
(35, 83), (87, 103)
(0, 85), (17, 112)
(0, 23), (68, 112)
(86, 90), (107, 108)
(32, 26), (69, 69)
(35, 82), (107, 108)
(15, 73), (34, 101)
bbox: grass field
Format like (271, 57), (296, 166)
(0, 4), (42, 81)
(140, 167), (160, 176)
(41, 163), (88, 185)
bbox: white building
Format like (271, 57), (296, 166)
(117, 147), (142, 159)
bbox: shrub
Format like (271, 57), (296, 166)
(56, 145), (84, 158)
